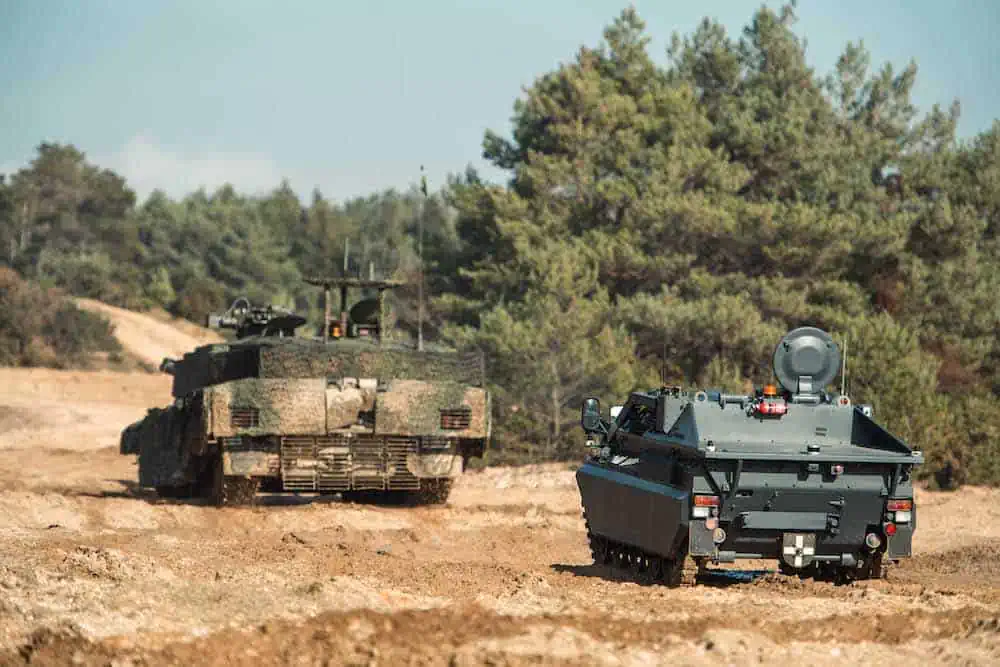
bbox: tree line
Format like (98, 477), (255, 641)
(2, 4), (999, 486)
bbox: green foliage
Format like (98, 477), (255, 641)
(0, 267), (121, 368)
(442, 3), (1000, 481)
(444, 240), (650, 460)
(3, 3), (1000, 484)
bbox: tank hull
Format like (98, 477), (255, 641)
(575, 381), (921, 585)
(577, 453), (916, 574)
(120, 341), (491, 506)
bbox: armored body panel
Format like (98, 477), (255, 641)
(168, 338), (486, 397)
(577, 327), (922, 585)
(120, 282), (491, 506)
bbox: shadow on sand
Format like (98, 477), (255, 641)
(76, 479), (440, 509)
(550, 562), (775, 588)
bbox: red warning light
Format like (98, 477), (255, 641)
(756, 400), (788, 416)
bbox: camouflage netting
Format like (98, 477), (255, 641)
(126, 402), (204, 487)
(209, 379), (327, 438)
(172, 338), (485, 397)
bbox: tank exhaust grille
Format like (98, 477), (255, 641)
(231, 406), (260, 429)
(440, 407), (472, 430)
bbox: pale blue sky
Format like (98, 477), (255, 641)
(2, 1), (998, 202)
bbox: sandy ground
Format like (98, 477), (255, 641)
(1, 308), (999, 665)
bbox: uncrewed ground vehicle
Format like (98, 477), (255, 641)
(577, 326), (923, 585)
(120, 277), (490, 506)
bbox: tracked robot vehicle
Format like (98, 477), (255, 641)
(577, 326), (922, 585)
(120, 277), (490, 506)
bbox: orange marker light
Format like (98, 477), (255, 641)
(763, 384), (778, 397)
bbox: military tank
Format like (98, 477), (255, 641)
(577, 326), (923, 585)
(120, 277), (490, 506)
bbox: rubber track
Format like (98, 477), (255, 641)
(583, 510), (688, 587)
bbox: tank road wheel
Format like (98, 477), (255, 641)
(407, 478), (453, 505)
(632, 551), (658, 584)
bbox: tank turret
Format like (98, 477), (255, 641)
(303, 276), (404, 342)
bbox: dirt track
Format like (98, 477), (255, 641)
(1, 308), (999, 665)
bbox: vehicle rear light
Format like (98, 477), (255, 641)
(756, 400), (787, 416)
(884, 522), (897, 536)
(692, 494), (719, 519)
(693, 495), (720, 507)
(893, 510), (911, 524)
(887, 499), (912, 512)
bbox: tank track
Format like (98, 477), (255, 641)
(409, 478), (452, 505)
(584, 512), (689, 587)
(213, 476), (260, 506)
(202, 452), (259, 507)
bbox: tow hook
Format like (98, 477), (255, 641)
(826, 513), (841, 535)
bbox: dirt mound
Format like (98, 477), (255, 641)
(75, 298), (222, 369)
(9, 604), (1000, 667)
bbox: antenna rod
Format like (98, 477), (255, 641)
(340, 240), (350, 337)
(841, 334), (848, 396)
(662, 340), (667, 385)
(323, 284), (330, 345)
(417, 165), (427, 352)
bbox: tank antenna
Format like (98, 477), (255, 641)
(661, 340), (667, 385)
(841, 333), (848, 397)
(417, 165), (427, 352)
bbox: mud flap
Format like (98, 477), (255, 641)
(781, 533), (817, 569)
(887, 525), (913, 558)
(688, 520), (716, 557)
